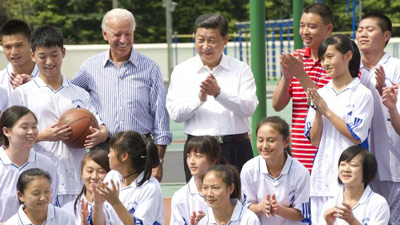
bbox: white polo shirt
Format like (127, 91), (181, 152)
(198, 199), (260, 225)
(240, 155), (311, 225)
(360, 52), (400, 182)
(63, 194), (92, 225)
(0, 85), (7, 113)
(5, 204), (75, 225)
(0, 63), (39, 112)
(0, 147), (59, 222)
(0, 63), (39, 97)
(170, 177), (208, 225)
(8, 76), (103, 196)
(102, 170), (164, 225)
(319, 185), (390, 225)
(304, 78), (374, 197)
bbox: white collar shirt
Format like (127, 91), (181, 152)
(320, 185), (390, 225)
(304, 78), (374, 197)
(8, 75), (103, 195)
(0, 63), (39, 112)
(62, 194), (92, 225)
(359, 52), (400, 181)
(170, 177), (208, 225)
(166, 54), (258, 136)
(0, 85), (7, 112)
(102, 170), (164, 225)
(5, 204), (74, 225)
(0, 147), (59, 222)
(0, 63), (39, 97)
(198, 199), (260, 225)
(240, 155), (311, 225)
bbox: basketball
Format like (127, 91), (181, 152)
(58, 108), (99, 148)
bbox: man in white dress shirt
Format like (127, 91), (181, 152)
(166, 14), (258, 181)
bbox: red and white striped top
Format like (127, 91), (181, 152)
(289, 47), (331, 172)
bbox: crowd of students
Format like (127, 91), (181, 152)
(0, 2), (399, 225)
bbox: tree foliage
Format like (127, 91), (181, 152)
(0, 0), (398, 44)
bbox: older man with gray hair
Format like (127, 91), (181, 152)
(71, 8), (172, 181)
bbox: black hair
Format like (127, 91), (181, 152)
(256, 116), (291, 155)
(194, 14), (228, 37)
(0, 106), (38, 146)
(318, 34), (361, 78)
(186, 136), (223, 164)
(303, 3), (334, 26)
(73, 142), (111, 215)
(360, 13), (392, 47)
(0, 19), (31, 42)
(203, 164), (241, 200)
(30, 25), (63, 52)
(338, 145), (377, 188)
(110, 131), (159, 186)
(17, 168), (52, 204)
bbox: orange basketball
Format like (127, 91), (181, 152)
(58, 108), (99, 149)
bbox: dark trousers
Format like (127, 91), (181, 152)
(183, 135), (254, 182)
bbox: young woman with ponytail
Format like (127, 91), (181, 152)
(91, 131), (164, 225)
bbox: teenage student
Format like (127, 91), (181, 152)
(8, 25), (109, 206)
(0, 106), (59, 222)
(91, 131), (164, 225)
(321, 145), (390, 225)
(241, 116), (311, 224)
(0, 19), (39, 112)
(304, 34), (374, 223)
(191, 165), (261, 225)
(356, 13), (400, 225)
(62, 142), (110, 225)
(170, 136), (225, 225)
(4, 168), (74, 225)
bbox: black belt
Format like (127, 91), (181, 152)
(188, 133), (249, 144)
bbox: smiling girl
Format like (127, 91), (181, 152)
(321, 145), (389, 225)
(0, 106), (59, 222)
(241, 116), (311, 224)
(170, 136), (225, 225)
(91, 131), (164, 225)
(191, 164), (260, 225)
(304, 34), (374, 223)
(62, 143), (110, 225)
(4, 168), (74, 225)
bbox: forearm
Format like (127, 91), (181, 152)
(388, 108), (400, 135)
(276, 206), (303, 221)
(272, 77), (291, 111)
(110, 201), (135, 225)
(36, 131), (50, 142)
(310, 112), (323, 147)
(248, 203), (263, 214)
(92, 203), (106, 225)
(296, 71), (318, 92)
(98, 125), (109, 142)
(156, 145), (166, 160)
(214, 90), (258, 117)
(325, 111), (361, 144)
(166, 98), (203, 123)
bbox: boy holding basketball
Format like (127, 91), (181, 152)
(8, 26), (109, 206)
